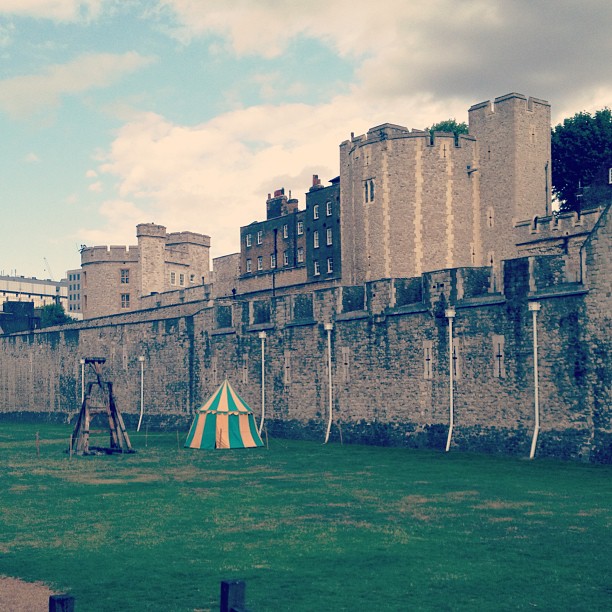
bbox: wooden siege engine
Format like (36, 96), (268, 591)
(70, 357), (135, 455)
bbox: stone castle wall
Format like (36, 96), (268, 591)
(2, 210), (610, 462)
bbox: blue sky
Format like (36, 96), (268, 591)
(1, 0), (611, 280)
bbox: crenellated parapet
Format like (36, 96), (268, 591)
(81, 245), (139, 263)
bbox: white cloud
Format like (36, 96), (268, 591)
(0, 1), (104, 21)
(24, 152), (40, 162)
(158, 0), (612, 116)
(78, 199), (147, 247)
(88, 181), (103, 192)
(93, 90), (456, 259)
(0, 52), (155, 118)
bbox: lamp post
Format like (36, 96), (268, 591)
(528, 302), (541, 459)
(445, 307), (456, 452)
(258, 331), (266, 434)
(323, 322), (334, 444)
(79, 358), (85, 405)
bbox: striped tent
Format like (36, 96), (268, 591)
(184, 380), (264, 450)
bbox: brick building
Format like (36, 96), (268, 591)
(79, 223), (210, 318)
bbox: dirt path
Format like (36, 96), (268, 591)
(0, 576), (56, 612)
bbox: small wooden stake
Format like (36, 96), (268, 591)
(145, 424), (148, 448)
(35, 431), (40, 458)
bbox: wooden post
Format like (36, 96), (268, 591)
(220, 580), (247, 612)
(36, 431), (40, 457)
(49, 594), (75, 611)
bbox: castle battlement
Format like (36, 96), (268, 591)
(167, 231), (211, 247)
(344, 125), (476, 149)
(81, 245), (139, 263)
(469, 92), (550, 117)
(515, 206), (603, 243)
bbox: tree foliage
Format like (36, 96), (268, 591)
(426, 119), (469, 136)
(37, 303), (74, 328)
(551, 108), (612, 212)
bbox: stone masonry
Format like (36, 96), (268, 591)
(1, 202), (610, 462)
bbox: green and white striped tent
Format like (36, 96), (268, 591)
(184, 379), (264, 450)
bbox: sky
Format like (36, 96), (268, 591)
(1, 0), (611, 280)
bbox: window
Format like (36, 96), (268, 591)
(121, 294), (130, 309)
(314, 204), (320, 219)
(283, 251), (289, 266)
(257, 256), (263, 271)
(327, 257), (333, 274)
(492, 335), (506, 378)
(284, 350), (291, 385)
(297, 221), (304, 235)
(326, 228), (333, 246)
(423, 340), (433, 380)
(326, 200), (332, 216)
(364, 179), (375, 202)
(487, 206), (495, 228)
(179, 273), (185, 286)
(283, 224), (288, 239)
(120, 269), (129, 284)
(170, 272), (176, 285)
(190, 274), (196, 283)
(297, 247), (304, 263)
(341, 347), (351, 383)
(246, 258), (252, 273)
(270, 253), (276, 269)
(608, 167), (612, 184)
(257, 230), (263, 244)
(313, 230), (319, 248)
(246, 234), (252, 247)
(452, 338), (461, 379)
(242, 354), (249, 384)
(313, 260), (320, 276)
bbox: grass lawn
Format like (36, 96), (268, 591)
(0, 422), (611, 611)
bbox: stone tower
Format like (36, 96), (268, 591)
(468, 93), (551, 269)
(340, 124), (479, 285)
(137, 223), (167, 297)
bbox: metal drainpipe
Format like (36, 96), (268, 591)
(258, 331), (266, 435)
(445, 307), (456, 452)
(528, 302), (541, 459)
(323, 322), (334, 444)
(137, 355), (145, 432)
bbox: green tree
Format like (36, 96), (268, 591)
(551, 108), (612, 212)
(37, 303), (74, 328)
(426, 119), (469, 136)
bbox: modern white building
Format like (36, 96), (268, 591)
(0, 275), (68, 310)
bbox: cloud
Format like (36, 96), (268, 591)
(0, 1), (104, 21)
(92, 90), (456, 259)
(158, 0), (612, 121)
(0, 52), (155, 119)
(24, 152), (40, 162)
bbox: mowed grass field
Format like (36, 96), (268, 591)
(1, 422), (611, 611)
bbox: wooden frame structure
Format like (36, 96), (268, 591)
(70, 357), (135, 455)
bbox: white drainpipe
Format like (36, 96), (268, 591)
(137, 355), (145, 432)
(258, 331), (267, 435)
(80, 358), (85, 404)
(323, 322), (334, 444)
(528, 302), (541, 459)
(445, 307), (456, 452)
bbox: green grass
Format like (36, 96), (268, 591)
(1, 422), (611, 611)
